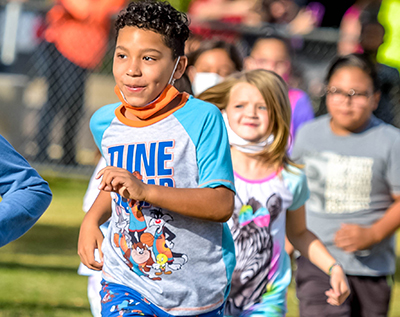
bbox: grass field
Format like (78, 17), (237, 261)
(0, 176), (399, 316)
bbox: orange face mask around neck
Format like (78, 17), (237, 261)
(114, 84), (181, 120)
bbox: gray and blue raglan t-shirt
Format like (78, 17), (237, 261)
(292, 115), (400, 276)
(90, 95), (236, 315)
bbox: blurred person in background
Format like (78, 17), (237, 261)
(187, 39), (243, 95)
(188, 0), (323, 35)
(188, 0), (263, 27)
(0, 134), (52, 247)
(360, 18), (400, 127)
(337, 0), (381, 56)
(318, 1), (400, 128)
(244, 35), (314, 152)
(34, 0), (126, 166)
(292, 53), (400, 317)
(187, 0), (262, 45)
(261, 0), (325, 35)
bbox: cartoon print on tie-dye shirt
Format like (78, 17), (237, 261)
(225, 193), (283, 316)
(112, 172), (188, 281)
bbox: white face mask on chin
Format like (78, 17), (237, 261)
(222, 111), (274, 154)
(192, 72), (224, 96)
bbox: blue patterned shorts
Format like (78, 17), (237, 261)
(100, 279), (225, 317)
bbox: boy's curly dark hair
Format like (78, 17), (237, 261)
(115, 0), (190, 59)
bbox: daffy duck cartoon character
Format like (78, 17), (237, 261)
(148, 208), (188, 274)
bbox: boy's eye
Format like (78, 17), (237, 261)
(234, 104), (243, 108)
(143, 56), (155, 61)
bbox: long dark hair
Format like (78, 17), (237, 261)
(325, 53), (379, 91)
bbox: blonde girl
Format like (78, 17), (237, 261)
(198, 69), (350, 317)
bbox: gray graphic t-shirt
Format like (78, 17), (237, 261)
(90, 96), (236, 315)
(292, 115), (400, 276)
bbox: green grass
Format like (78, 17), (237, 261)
(0, 176), (400, 316)
(0, 177), (91, 317)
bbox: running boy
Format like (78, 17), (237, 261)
(78, 1), (236, 316)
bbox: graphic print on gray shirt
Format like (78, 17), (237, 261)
(292, 115), (400, 276)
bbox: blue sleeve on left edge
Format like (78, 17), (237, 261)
(0, 135), (52, 247)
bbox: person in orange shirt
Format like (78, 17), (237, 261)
(35, 0), (126, 165)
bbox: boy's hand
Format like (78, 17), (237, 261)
(96, 167), (147, 201)
(78, 220), (104, 271)
(334, 224), (378, 253)
(325, 265), (350, 306)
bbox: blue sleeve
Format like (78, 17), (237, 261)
(282, 166), (310, 211)
(0, 135), (52, 247)
(292, 92), (314, 139)
(90, 103), (120, 156)
(175, 97), (235, 192)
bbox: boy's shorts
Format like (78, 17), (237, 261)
(100, 279), (225, 317)
(295, 256), (393, 317)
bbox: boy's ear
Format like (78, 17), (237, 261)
(173, 56), (188, 80)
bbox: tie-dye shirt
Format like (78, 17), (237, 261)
(225, 166), (309, 317)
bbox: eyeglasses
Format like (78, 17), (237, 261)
(326, 86), (373, 106)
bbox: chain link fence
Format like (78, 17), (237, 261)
(0, 2), (398, 178)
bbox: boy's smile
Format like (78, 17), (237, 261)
(113, 27), (186, 108)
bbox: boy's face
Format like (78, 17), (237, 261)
(326, 66), (379, 135)
(113, 27), (187, 107)
(245, 39), (290, 81)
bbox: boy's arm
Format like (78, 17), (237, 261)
(286, 206), (350, 306)
(0, 135), (52, 247)
(78, 190), (112, 270)
(97, 166), (235, 222)
(334, 195), (400, 252)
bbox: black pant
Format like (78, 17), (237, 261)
(35, 42), (87, 165)
(295, 256), (392, 317)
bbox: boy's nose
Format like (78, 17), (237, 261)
(126, 68), (141, 76)
(126, 62), (141, 77)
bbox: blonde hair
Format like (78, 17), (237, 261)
(198, 69), (298, 169)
